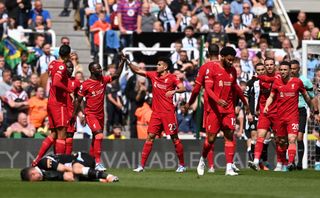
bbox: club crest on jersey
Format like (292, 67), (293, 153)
(154, 82), (166, 90)
(92, 91), (96, 96)
(165, 79), (168, 83)
(291, 83), (295, 89)
(280, 92), (284, 97)
(219, 80), (223, 87)
(206, 69), (209, 75)
(59, 66), (64, 70)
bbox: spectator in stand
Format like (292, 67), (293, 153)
(231, 0), (251, 15)
(4, 76), (28, 126)
(236, 37), (256, 59)
(181, 26), (199, 65)
(5, 0), (31, 28)
(307, 20), (315, 32)
(190, 0), (203, 16)
(4, 112), (35, 138)
(177, 101), (195, 135)
(117, 0), (142, 47)
(0, 56), (11, 81)
(293, 11), (308, 44)
(38, 69), (49, 97)
(33, 34), (45, 58)
(251, 0), (267, 17)
(311, 27), (320, 40)
(36, 43), (56, 75)
(173, 3), (191, 32)
(225, 14), (249, 37)
(53, 36), (72, 58)
(200, 14), (216, 33)
(297, 30), (312, 49)
(59, 0), (80, 17)
(240, 2), (255, 27)
(24, 73), (39, 98)
(28, 15), (49, 31)
(171, 40), (183, 69)
(28, 87), (47, 129)
(90, 11), (111, 58)
(107, 124), (126, 139)
(157, 0), (176, 32)
(189, 15), (202, 32)
(259, 2), (279, 33)
(275, 38), (300, 62)
(206, 22), (228, 48)
(218, 3), (233, 28)
(152, 20), (164, 32)
(14, 51), (32, 77)
(0, 100), (6, 137)
(0, 2), (8, 40)
(75, 71), (85, 83)
(135, 93), (152, 139)
(141, 3), (157, 32)
(70, 52), (83, 75)
(239, 48), (255, 81)
(106, 65), (123, 134)
(269, 30), (284, 48)
(196, 2), (213, 28)
(18, 62), (32, 85)
(176, 52), (196, 82)
(0, 70), (12, 97)
(255, 39), (269, 60)
(28, 0), (52, 29)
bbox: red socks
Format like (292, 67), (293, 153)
(65, 137), (73, 155)
(55, 139), (66, 154)
(254, 137), (265, 160)
(141, 141), (153, 167)
(207, 145), (214, 168)
(288, 144), (297, 164)
(93, 133), (104, 163)
(33, 136), (55, 166)
(202, 138), (213, 159)
(225, 140), (235, 164)
(174, 139), (185, 166)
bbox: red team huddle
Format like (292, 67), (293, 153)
(30, 44), (319, 176)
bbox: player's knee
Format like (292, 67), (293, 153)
(146, 133), (156, 141)
(63, 172), (75, 182)
(207, 134), (216, 143)
(288, 136), (296, 144)
(276, 136), (288, 147)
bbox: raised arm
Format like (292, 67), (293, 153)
(125, 59), (146, 76)
(111, 56), (126, 81)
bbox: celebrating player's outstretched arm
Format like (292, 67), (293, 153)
(125, 58), (147, 76)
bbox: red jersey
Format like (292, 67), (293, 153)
(195, 61), (220, 111)
(48, 60), (69, 106)
(257, 73), (281, 114)
(78, 76), (112, 117)
(205, 64), (237, 114)
(271, 77), (306, 119)
(146, 71), (181, 113)
(67, 77), (81, 117)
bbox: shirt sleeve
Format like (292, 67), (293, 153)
(37, 155), (59, 171)
(78, 83), (87, 97)
(271, 80), (278, 94)
(299, 79), (307, 95)
(103, 75), (112, 83)
(305, 78), (315, 98)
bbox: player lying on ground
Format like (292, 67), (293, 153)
(21, 152), (119, 182)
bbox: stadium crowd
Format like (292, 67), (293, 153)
(0, 0), (320, 173)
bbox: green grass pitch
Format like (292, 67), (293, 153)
(1, 169), (319, 198)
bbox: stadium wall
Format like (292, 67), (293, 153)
(0, 139), (279, 169)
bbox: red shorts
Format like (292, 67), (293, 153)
(48, 104), (68, 129)
(86, 115), (104, 132)
(205, 111), (236, 134)
(148, 112), (178, 136)
(277, 118), (299, 136)
(257, 113), (279, 132)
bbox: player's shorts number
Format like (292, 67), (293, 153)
(168, 123), (177, 131)
(231, 118), (236, 127)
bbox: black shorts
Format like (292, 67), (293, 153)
(299, 107), (307, 133)
(73, 152), (95, 168)
(245, 119), (258, 139)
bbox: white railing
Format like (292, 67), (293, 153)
(275, 0), (297, 41)
(21, 29), (57, 48)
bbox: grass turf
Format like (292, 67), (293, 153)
(1, 169), (319, 198)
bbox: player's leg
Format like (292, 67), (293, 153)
(65, 132), (74, 155)
(32, 131), (57, 166)
(207, 144), (215, 173)
(91, 130), (105, 170)
(169, 133), (186, 172)
(260, 132), (271, 170)
(55, 126), (67, 154)
(297, 107), (307, 170)
(287, 120), (299, 171)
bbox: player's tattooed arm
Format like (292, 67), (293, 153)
(165, 83), (186, 98)
(204, 81), (227, 107)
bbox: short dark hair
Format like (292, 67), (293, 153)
(208, 44), (219, 56)
(184, 26), (194, 32)
(12, 75), (21, 82)
(88, 61), (99, 72)
(255, 62), (264, 68)
(59, 45), (71, 58)
(264, 57), (275, 63)
(220, 46), (236, 57)
(158, 57), (173, 71)
(20, 167), (32, 181)
(280, 61), (291, 67)
(65, 60), (73, 67)
(290, 59), (300, 66)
